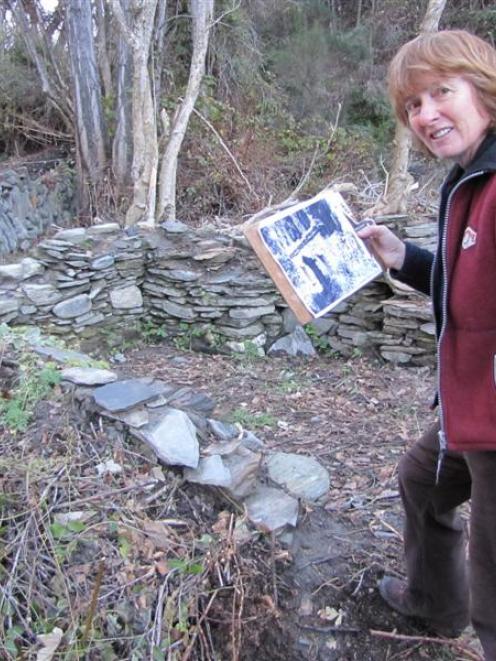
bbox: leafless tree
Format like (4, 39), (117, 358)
(369, 0), (447, 216)
(110, 0), (159, 226)
(7, 0), (73, 129)
(157, 0), (215, 222)
(112, 0), (134, 194)
(7, 0), (215, 225)
(66, 0), (107, 214)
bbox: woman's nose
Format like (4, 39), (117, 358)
(416, 98), (440, 124)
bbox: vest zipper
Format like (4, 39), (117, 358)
(435, 169), (485, 480)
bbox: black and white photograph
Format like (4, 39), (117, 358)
(257, 190), (382, 317)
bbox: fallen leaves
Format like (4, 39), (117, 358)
(317, 606), (345, 626)
(36, 627), (63, 661)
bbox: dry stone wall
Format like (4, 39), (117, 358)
(0, 220), (437, 365)
(0, 165), (75, 255)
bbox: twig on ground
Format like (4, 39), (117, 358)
(82, 560), (105, 642)
(372, 517), (403, 542)
(270, 531), (278, 608)
(311, 577), (343, 596)
(53, 481), (157, 509)
(350, 567), (367, 597)
(288, 145), (319, 199)
(300, 624), (361, 634)
(99, 567), (156, 602)
(298, 554), (337, 569)
(180, 588), (220, 661)
(369, 629), (483, 660)
(150, 570), (178, 651)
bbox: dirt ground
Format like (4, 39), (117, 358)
(122, 341), (482, 661)
(1, 338), (484, 660)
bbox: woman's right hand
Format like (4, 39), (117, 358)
(357, 223), (406, 271)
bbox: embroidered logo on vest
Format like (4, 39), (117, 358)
(462, 226), (477, 249)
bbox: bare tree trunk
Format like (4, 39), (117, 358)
(112, 0), (134, 191)
(329, 0), (338, 31)
(153, 0), (168, 111)
(375, 124), (412, 215)
(66, 0), (107, 214)
(369, 0), (447, 216)
(111, 0), (159, 227)
(95, 0), (113, 100)
(8, 0), (73, 130)
(420, 0), (448, 31)
(356, 0), (362, 28)
(157, 0), (214, 222)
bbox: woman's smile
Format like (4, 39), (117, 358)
(405, 76), (491, 166)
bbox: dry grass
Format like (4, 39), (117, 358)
(0, 393), (278, 660)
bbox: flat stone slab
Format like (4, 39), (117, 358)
(161, 219), (189, 234)
(207, 419), (239, 441)
(54, 228), (88, 244)
(53, 294), (92, 319)
(32, 345), (94, 365)
(93, 378), (166, 412)
(268, 327), (316, 357)
(0, 296), (19, 315)
(117, 408), (150, 428)
(241, 430), (265, 452)
(266, 452), (330, 501)
(184, 455), (231, 487)
(100, 406), (150, 428)
(223, 446), (261, 498)
(229, 304), (275, 320)
(23, 283), (62, 306)
(420, 322), (436, 335)
(88, 222), (121, 235)
(136, 408), (199, 468)
(110, 285), (143, 309)
(244, 486), (299, 532)
(61, 367), (118, 386)
(0, 258), (43, 281)
(91, 255), (115, 270)
(308, 317), (338, 336)
(168, 388), (215, 416)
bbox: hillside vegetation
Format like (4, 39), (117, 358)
(0, 0), (494, 222)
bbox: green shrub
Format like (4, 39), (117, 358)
(0, 360), (61, 432)
(346, 85), (395, 146)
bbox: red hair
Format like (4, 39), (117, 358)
(388, 30), (496, 128)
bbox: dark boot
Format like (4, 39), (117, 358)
(379, 576), (467, 638)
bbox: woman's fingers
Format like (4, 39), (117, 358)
(356, 224), (406, 270)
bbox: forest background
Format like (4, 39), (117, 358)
(2, 3), (496, 660)
(1, 0), (495, 231)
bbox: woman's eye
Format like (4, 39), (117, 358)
(405, 100), (420, 115)
(434, 86), (451, 97)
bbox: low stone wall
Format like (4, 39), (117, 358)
(0, 164), (75, 255)
(0, 220), (437, 365)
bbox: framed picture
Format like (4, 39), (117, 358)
(244, 189), (381, 323)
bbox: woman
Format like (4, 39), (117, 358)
(358, 30), (496, 660)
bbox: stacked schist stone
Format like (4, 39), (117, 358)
(0, 166), (74, 255)
(378, 217), (437, 365)
(144, 223), (281, 351)
(380, 296), (435, 365)
(322, 282), (392, 356)
(0, 217), (440, 365)
(38, 227), (146, 339)
(0, 224), (146, 342)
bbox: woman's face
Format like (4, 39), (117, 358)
(404, 74), (491, 167)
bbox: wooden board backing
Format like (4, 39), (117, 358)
(243, 221), (314, 325)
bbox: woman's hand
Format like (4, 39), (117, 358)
(357, 222), (406, 271)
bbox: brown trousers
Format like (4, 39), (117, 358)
(399, 423), (496, 660)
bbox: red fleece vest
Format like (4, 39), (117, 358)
(440, 173), (496, 451)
